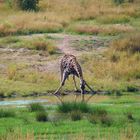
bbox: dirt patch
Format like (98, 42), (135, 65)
(0, 33), (111, 74)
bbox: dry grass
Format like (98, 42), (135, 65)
(0, 127), (138, 140)
(81, 33), (140, 90)
(97, 14), (131, 24)
(0, 0), (139, 36)
(110, 33), (140, 53)
(67, 24), (134, 35)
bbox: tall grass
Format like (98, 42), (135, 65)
(0, 0), (139, 36)
(0, 109), (15, 118)
(110, 33), (140, 53)
(80, 33), (140, 91)
(36, 111), (48, 122)
(57, 102), (91, 113)
(0, 36), (58, 53)
(67, 24), (134, 35)
(28, 103), (45, 112)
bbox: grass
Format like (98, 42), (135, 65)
(70, 110), (82, 121)
(0, 0), (139, 36)
(96, 14), (131, 24)
(28, 103), (45, 112)
(0, 109), (15, 118)
(36, 111), (48, 122)
(0, 0), (139, 139)
(109, 33), (140, 53)
(78, 32), (140, 92)
(0, 103), (140, 139)
(67, 23), (134, 36)
(0, 36), (58, 54)
(57, 102), (91, 113)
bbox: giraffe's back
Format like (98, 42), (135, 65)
(60, 54), (83, 77)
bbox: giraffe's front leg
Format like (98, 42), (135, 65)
(54, 71), (68, 95)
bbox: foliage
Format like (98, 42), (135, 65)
(88, 107), (113, 126)
(28, 103), (45, 112)
(70, 110), (82, 121)
(15, 0), (39, 11)
(36, 111), (48, 122)
(0, 109), (15, 118)
(113, 0), (125, 4)
(57, 102), (91, 113)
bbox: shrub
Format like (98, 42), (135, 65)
(0, 109), (15, 118)
(126, 85), (139, 92)
(126, 112), (134, 121)
(113, 0), (124, 4)
(88, 114), (99, 124)
(36, 111), (48, 122)
(15, 0), (39, 11)
(28, 103), (45, 112)
(88, 107), (113, 126)
(70, 110), (82, 121)
(91, 107), (108, 116)
(99, 114), (113, 126)
(57, 102), (91, 113)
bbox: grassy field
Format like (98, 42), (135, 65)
(0, 100), (140, 140)
(0, 0), (140, 139)
(0, 0), (140, 36)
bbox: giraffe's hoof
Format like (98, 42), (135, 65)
(75, 89), (80, 93)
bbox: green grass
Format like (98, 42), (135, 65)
(0, 109), (16, 118)
(0, 103), (140, 139)
(28, 103), (45, 112)
(57, 102), (91, 113)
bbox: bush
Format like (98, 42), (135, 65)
(126, 112), (134, 121)
(29, 103), (45, 112)
(91, 107), (108, 116)
(16, 0), (39, 11)
(36, 111), (48, 122)
(70, 110), (82, 121)
(57, 102), (91, 113)
(126, 85), (139, 92)
(88, 114), (99, 124)
(0, 109), (15, 118)
(113, 0), (124, 4)
(88, 107), (113, 126)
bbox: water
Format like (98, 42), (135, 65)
(0, 99), (48, 106)
(0, 99), (140, 107)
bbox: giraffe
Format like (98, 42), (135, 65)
(54, 54), (96, 102)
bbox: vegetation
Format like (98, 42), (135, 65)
(29, 103), (45, 112)
(0, 109), (15, 118)
(57, 102), (91, 113)
(0, 0), (139, 139)
(36, 111), (48, 122)
(17, 0), (39, 11)
(70, 110), (82, 121)
(0, 102), (140, 139)
(0, 0), (139, 36)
